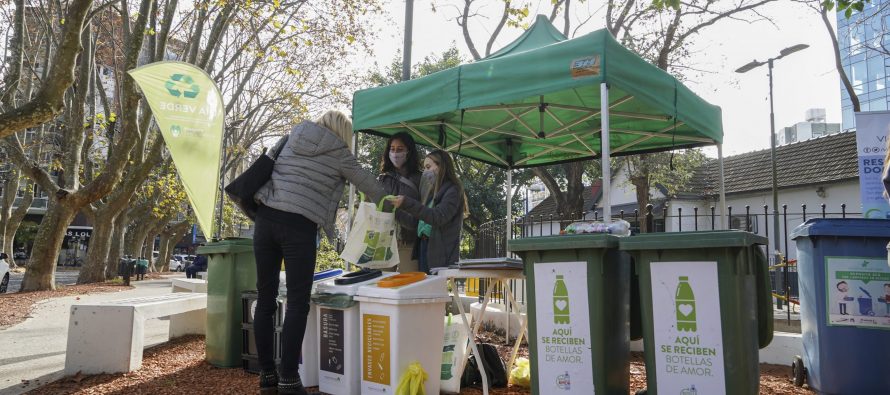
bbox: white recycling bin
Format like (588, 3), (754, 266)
(279, 269), (343, 387)
(314, 270), (398, 395)
(354, 273), (450, 395)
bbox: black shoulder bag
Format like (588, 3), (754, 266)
(224, 137), (288, 221)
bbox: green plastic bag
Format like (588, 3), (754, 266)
(510, 357), (530, 388)
(395, 361), (428, 395)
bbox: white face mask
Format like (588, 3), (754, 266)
(389, 151), (407, 168)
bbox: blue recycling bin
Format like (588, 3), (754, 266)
(790, 218), (890, 394)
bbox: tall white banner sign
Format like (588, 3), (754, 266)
(854, 111), (890, 218)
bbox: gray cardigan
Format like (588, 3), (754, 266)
(401, 181), (463, 270)
(254, 121), (385, 239)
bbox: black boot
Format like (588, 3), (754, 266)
(278, 374), (314, 395)
(259, 370), (278, 394)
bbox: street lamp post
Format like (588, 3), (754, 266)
(736, 43), (808, 311)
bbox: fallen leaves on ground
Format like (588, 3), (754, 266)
(28, 334), (813, 395)
(0, 282), (133, 329)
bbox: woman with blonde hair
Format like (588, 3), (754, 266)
(252, 110), (385, 394)
(389, 149), (468, 273)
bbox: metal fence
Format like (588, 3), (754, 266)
(468, 203), (860, 309)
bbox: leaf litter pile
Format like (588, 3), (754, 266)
(28, 332), (813, 394)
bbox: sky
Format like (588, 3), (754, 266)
(364, 0), (844, 157)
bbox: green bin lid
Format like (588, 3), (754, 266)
(619, 230), (767, 251)
(509, 234), (620, 252)
(196, 238), (253, 254)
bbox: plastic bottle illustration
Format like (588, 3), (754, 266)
(676, 276), (697, 332)
(554, 275), (571, 324)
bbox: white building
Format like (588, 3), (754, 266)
(777, 108), (841, 146)
(519, 131), (860, 262)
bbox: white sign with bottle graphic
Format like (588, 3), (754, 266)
(650, 261), (725, 394)
(533, 261), (594, 394)
(825, 256), (890, 329)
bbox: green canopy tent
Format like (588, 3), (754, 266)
(352, 14), (727, 238)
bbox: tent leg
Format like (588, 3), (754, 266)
(718, 143), (727, 230)
(506, 167), (512, 255)
(600, 83), (611, 222)
(346, 133), (359, 271)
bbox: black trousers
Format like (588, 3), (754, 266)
(252, 210), (318, 377)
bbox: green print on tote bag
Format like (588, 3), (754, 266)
(340, 195), (400, 269)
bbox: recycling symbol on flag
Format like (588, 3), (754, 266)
(165, 73), (200, 99)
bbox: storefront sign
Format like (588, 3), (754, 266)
(363, 313), (390, 385)
(650, 261), (726, 394)
(853, 111), (890, 219)
(320, 308), (345, 374)
(825, 256), (890, 329)
(533, 261), (594, 394)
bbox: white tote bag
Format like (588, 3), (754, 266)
(339, 197), (399, 269)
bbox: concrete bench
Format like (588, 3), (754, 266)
(197, 271), (208, 280)
(64, 293), (207, 375)
(171, 278), (207, 293)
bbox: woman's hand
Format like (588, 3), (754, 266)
(388, 195), (405, 208)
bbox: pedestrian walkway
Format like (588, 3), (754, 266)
(0, 275), (183, 395)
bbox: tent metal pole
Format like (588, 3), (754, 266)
(718, 143), (728, 230)
(600, 83), (612, 222)
(346, 132), (358, 271)
(506, 167), (513, 255)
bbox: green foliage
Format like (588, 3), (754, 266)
(823, 0), (869, 18)
(621, 149), (707, 197)
(13, 221), (39, 249)
(316, 236), (347, 271)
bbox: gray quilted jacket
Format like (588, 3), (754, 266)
(254, 121), (385, 239)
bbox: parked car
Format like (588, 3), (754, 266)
(0, 253), (10, 294)
(169, 255), (188, 272)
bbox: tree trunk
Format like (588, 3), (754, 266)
(77, 213), (115, 283)
(20, 201), (77, 291)
(105, 211), (129, 278)
(1, 172), (21, 256)
(2, 177), (33, 267)
(628, 155), (652, 232)
(158, 221), (190, 272)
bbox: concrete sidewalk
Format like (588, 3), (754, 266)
(0, 275), (184, 395)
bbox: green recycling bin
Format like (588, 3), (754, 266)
(619, 231), (773, 395)
(509, 234), (631, 395)
(198, 238), (258, 367)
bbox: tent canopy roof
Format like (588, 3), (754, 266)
(353, 15), (723, 169)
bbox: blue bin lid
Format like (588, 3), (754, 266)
(313, 268), (344, 282)
(790, 218), (890, 240)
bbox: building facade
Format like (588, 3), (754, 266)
(837, 1), (890, 130)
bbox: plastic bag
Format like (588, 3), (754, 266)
(510, 357), (531, 388)
(395, 361), (427, 395)
(562, 219), (631, 236)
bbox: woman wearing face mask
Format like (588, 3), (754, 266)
(378, 132), (422, 272)
(389, 150), (468, 273)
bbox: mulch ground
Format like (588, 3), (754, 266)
(27, 334), (813, 395)
(0, 281), (134, 329)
